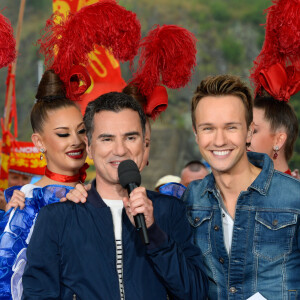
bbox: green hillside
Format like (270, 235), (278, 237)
(0, 0), (299, 169)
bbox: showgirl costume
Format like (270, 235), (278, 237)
(0, 162), (89, 300)
(0, 184), (74, 300)
(159, 182), (186, 199)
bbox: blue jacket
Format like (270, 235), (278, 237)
(22, 181), (208, 299)
(182, 152), (300, 299)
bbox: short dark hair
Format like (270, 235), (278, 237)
(84, 92), (146, 145)
(183, 160), (207, 172)
(254, 96), (299, 162)
(192, 75), (253, 130)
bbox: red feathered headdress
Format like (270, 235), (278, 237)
(38, 0), (141, 100)
(0, 13), (16, 69)
(250, 0), (300, 101)
(129, 25), (197, 119)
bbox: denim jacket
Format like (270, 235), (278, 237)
(182, 152), (300, 300)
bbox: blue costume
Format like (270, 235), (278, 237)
(159, 182), (186, 199)
(182, 152), (300, 299)
(22, 180), (208, 299)
(0, 184), (73, 300)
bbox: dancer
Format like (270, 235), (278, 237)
(249, 0), (300, 177)
(0, 70), (88, 300)
(248, 96), (298, 175)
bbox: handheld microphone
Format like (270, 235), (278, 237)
(118, 159), (149, 245)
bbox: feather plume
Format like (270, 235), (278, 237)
(250, 0), (300, 98)
(130, 25), (197, 97)
(0, 13), (16, 68)
(38, 0), (141, 99)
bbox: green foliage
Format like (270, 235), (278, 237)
(221, 34), (245, 64)
(209, 1), (231, 22)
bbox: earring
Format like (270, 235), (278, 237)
(273, 145), (279, 159)
(40, 148), (45, 160)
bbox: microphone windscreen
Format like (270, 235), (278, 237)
(118, 160), (141, 188)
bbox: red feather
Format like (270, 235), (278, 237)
(130, 25), (197, 97)
(38, 0), (141, 100)
(0, 13), (16, 68)
(250, 0), (300, 98)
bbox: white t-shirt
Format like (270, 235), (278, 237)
(221, 207), (234, 254)
(215, 186), (234, 254)
(103, 199), (125, 300)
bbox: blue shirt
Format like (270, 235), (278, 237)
(182, 152), (300, 299)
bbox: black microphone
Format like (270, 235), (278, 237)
(118, 159), (149, 245)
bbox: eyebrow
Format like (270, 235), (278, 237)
(197, 123), (213, 128)
(124, 131), (140, 137)
(98, 134), (114, 139)
(98, 131), (141, 139)
(54, 122), (84, 130)
(198, 122), (242, 128)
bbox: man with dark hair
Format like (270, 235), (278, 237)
(183, 75), (300, 299)
(180, 160), (208, 187)
(22, 92), (208, 299)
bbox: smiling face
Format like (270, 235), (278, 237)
(86, 109), (145, 189)
(194, 95), (250, 175)
(32, 106), (86, 176)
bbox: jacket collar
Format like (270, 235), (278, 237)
(201, 152), (274, 197)
(86, 179), (108, 208)
(247, 152), (274, 195)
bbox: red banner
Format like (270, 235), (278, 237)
(53, 0), (126, 114)
(0, 131), (11, 190)
(9, 141), (46, 176)
(0, 139), (46, 190)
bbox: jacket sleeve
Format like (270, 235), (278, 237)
(146, 196), (208, 300)
(22, 205), (61, 300)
